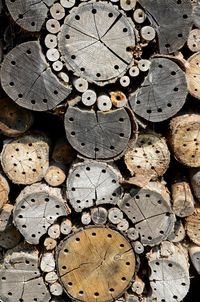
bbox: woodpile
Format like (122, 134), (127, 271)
(1, 0), (200, 302)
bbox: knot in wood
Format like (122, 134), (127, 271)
(58, 2), (135, 85)
(57, 227), (135, 302)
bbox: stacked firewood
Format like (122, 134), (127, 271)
(1, 0), (200, 302)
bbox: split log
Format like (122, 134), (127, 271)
(64, 106), (135, 160)
(124, 132), (170, 184)
(187, 29), (200, 52)
(0, 41), (71, 111)
(130, 58), (188, 122)
(139, 0), (192, 53)
(0, 97), (33, 137)
(5, 0), (54, 32)
(186, 51), (200, 99)
(52, 137), (76, 165)
(148, 241), (190, 302)
(58, 1), (135, 85)
(170, 114), (200, 167)
(186, 207), (200, 245)
(44, 162), (66, 187)
(13, 183), (70, 244)
(171, 177), (194, 217)
(40, 252), (55, 273)
(0, 173), (10, 208)
(0, 243), (51, 302)
(118, 182), (175, 246)
(91, 207), (108, 225)
(57, 227), (136, 302)
(190, 168), (200, 200)
(0, 204), (13, 231)
(44, 237), (57, 251)
(1, 133), (49, 185)
(189, 244), (200, 274)
(67, 160), (123, 212)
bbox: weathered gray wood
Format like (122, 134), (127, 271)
(187, 29), (200, 52)
(171, 177), (194, 217)
(130, 58), (187, 122)
(1, 133), (49, 185)
(48, 223), (61, 239)
(0, 173), (10, 208)
(127, 227), (139, 241)
(67, 160), (123, 212)
(91, 207), (108, 225)
(0, 204), (13, 232)
(124, 132), (170, 184)
(117, 218), (129, 231)
(189, 244), (200, 274)
(50, 282), (63, 296)
(139, 0), (192, 54)
(186, 207), (200, 245)
(148, 242), (190, 302)
(60, 218), (72, 235)
(131, 276), (145, 295)
(1, 41), (71, 111)
(118, 182), (175, 246)
(64, 106), (134, 160)
(0, 243), (51, 302)
(81, 89), (97, 106)
(40, 252), (55, 273)
(190, 168), (200, 201)
(5, 0), (54, 32)
(0, 97), (33, 137)
(44, 162), (66, 187)
(97, 94), (112, 112)
(58, 2), (135, 85)
(13, 183), (70, 244)
(170, 114), (200, 167)
(110, 91), (128, 108)
(132, 241), (144, 254)
(167, 219), (186, 243)
(81, 211), (92, 225)
(45, 271), (58, 284)
(108, 207), (123, 224)
(192, 0), (200, 28)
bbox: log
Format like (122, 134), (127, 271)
(124, 132), (170, 184)
(132, 241), (144, 254)
(44, 162), (66, 187)
(0, 41), (71, 111)
(148, 242), (190, 302)
(13, 183), (70, 244)
(60, 218), (72, 235)
(130, 57), (188, 122)
(186, 51), (200, 99)
(73, 77), (88, 93)
(127, 227), (139, 241)
(139, 0), (192, 53)
(133, 8), (146, 24)
(45, 271), (58, 284)
(64, 106), (135, 160)
(187, 29), (200, 52)
(1, 133), (50, 185)
(58, 1), (135, 85)
(46, 19), (61, 34)
(189, 244), (200, 274)
(0, 243), (51, 302)
(171, 177), (194, 217)
(97, 94), (112, 112)
(120, 0), (136, 11)
(45, 34), (57, 49)
(140, 26), (156, 42)
(91, 207), (108, 225)
(110, 91), (128, 108)
(50, 3), (65, 20)
(108, 207), (123, 224)
(48, 223), (61, 239)
(170, 114), (200, 167)
(117, 218), (129, 231)
(57, 227), (136, 302)
(192, 0), (200, 28)
(0, 225), (21, 249)
(131, 276), (145, 295)
(118, 182), (175, 246)
(67, 160), (123, 212)
(0, 204), (13, 231)
(167, 219), (186, 243)
(52, 137), (76, 165)
(81, 89), (97, 106)
(186, 207), (200, 246)
(44, 237), (57, 251)
(5, 0), (54, 32)
(50, 282), (63, 296)
(0, 173), (10, 208)
(81, 211), (92, 225)
(190, 168), (200, 200)
(0, 97), (34, 137)
(40, 252), (55, 273)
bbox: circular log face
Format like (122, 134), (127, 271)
(186, 52), (200, 99)
(58, 2), (135, 85)
(186, 208), (200, 245)
(67, 161), (122, 212)
(57, 227), (135, 302)
(64, 107), (132, 160)
(130, 58), (187, 122)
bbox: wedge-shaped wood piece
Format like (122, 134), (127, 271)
(1, 133), (49, 185)
(0, 97), (33, 137)
(148, 242), (190, 302)
(186, 207), (200, 246)
(67, 160), (123, 212)
(5, 0), (54, 32)
(130, 58), (187, 122)
(170, 114), (200, 167)
(118, 182), (175, 246)
(1, 41), (71, 111)
(124, 132), (170, 183)
(13, 183), (70, 244)
(139, 0), (192, 54)
(65, 107), (134, 160)
(57, 227), (136, 302)
(0, 244), (51, 302)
